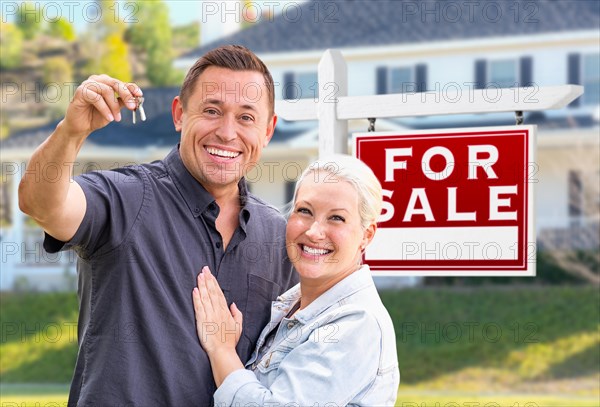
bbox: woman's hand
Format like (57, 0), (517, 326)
(193, 266), (243, 355)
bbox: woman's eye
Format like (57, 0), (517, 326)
(330, 215), (345, 222)
(297, 207), (311, 215)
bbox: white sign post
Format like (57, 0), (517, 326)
(274, 49), (583, 276)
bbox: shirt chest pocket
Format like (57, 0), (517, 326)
(244, 274), (281, 336)
(237, 274), (282, 360)
(256, 347), (292, 375)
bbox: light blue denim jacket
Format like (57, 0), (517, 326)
(214, 265), (400, 406)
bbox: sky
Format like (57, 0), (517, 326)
(165, 1), (201, 26)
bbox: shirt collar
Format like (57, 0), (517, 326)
(164, 146), (251, 225)
(275, 265), (374, 325)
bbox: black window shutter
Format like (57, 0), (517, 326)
(567, 53), (581, 108)
(283, 72), (297, 100)
(475, 60), (487, 89)
(376, 66), (388, 94)
(415, 64), (427, 92)
(568, 170), (583, 217)
(520, 56), (533, 87)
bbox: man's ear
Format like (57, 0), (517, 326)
(263, 114), (278, 147)
(172, 96), (183, 131)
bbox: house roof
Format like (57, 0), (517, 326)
(182, 0), (600, 58)
(3, 87), (309, 150)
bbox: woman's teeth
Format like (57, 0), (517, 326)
(302, 245), (332, 255)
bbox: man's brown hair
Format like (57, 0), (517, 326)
(179, 45), (275, 116)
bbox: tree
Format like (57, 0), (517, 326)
(15, 2), (43, 40)
(80, 0), (132, 82)
(0, 116), (9, 140)
(172, 22), (200, 50)
(126, 0), (178, 86)
(43, 56), (73, 85)
(0, 22), (24, 69)
(47, 17), (76, 41)
(43, 56), (75, 119)
(98, 34), (133, 83)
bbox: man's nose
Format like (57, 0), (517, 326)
(215, 115), (237, 142)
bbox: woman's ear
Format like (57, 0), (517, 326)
(361, 222), (377, 250)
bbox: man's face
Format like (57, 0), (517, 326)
(172, 66), (276, 195)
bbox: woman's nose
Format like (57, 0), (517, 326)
(305, 220), (325, 239)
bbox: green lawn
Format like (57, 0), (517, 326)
(1, 384), (599, 406)
(395, 389), (600, 406)
(379, 285), (600, 394)
(1, 286), (598, 404)
(0, 383), (69, 406)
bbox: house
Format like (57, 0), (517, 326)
(1, 0), (598, 290)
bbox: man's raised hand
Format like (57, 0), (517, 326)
(61, 74), (143, 139)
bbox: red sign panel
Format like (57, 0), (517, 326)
(354, 126), (536, 276)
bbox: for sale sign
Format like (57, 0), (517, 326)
(354, 126), (536, 276)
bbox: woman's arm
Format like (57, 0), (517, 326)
(192, 266), (245, 386)
(215, 307), (386, 406)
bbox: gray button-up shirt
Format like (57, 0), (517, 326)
(44, 146), (297, 406)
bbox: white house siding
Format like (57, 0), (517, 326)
(536, 141), (599, 230)
(535, 129), (599, 254)
(247, 155), (313, 209)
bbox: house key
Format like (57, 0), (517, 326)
(132, 96), (146, 124)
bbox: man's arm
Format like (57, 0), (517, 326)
(18, 75), (142, 242)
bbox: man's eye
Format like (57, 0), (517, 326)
(205, 109), (219, 115)
(241, 114), (254, 122)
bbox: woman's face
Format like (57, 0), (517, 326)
(286, 172), (375, 286)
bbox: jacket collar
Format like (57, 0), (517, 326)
(274, 265), (374, 324)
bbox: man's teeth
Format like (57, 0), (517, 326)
(302, 245), (331, 255)
(207, 147), (240, 158)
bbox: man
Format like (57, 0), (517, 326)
(19, 45), (297, 406)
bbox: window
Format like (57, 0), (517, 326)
(475, 57), (532, 89)
(376, 64), (427, 94)
(568, 53), (599, 107)
(583, 53), (600, 106)
(489, 59), (518, 89)
(283, 71), (318, 100)
(296, 72), (318, 99)
(568, 169), (600, 226)
(568, 170), (583, 219)
(389, 67), (413, 93)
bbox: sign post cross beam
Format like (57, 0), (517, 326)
(275, 49), (584, 156)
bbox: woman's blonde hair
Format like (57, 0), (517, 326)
(290, 154), (382, 229)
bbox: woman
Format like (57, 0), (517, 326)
(193, 154), (399, 405)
